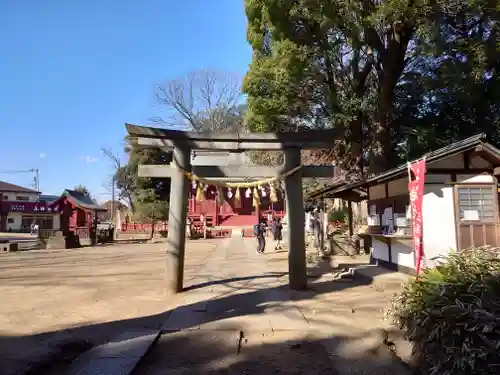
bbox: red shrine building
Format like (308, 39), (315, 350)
(187, 151), (285, 227)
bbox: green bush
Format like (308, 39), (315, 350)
(328, 208), (347, 222)
(385, 247), (500, 375)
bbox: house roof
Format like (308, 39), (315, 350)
(52, 190), (107, 212)
(0, 181), (38, 194)
(307, 133), (500, 201)
(307, 178), (368, 202)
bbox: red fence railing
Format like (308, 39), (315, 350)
(75, 227), (90, 239)
(120, 222), (168, 233)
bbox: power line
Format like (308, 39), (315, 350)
(0, 169), (35, 174)
(0, 168), (39, 191)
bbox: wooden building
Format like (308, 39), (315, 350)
(310, 134), (500, 273)
(49, 189), (107, 247)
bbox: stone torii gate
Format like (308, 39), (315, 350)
(125, 124), (339, 293)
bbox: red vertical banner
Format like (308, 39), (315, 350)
(408, 159), (426, 274)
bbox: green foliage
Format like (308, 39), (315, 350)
(114, 137), (171, 220)
(385, 247), (500, 375)
(73, 184), (92, 199)
(328, 208), (347, 222)
(243, 0), (500, 173)
(134, 188), (169, 222)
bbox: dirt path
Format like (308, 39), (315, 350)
(0, 240), (221, 375)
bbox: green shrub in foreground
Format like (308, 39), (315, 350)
(385, 247), (500, 375)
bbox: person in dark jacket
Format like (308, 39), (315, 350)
(271, 218), (283, 250)
(254, 221), (266, 254)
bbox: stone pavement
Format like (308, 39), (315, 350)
(133, 237), (412, 375)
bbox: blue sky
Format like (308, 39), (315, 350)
(0, 1), (251, 201)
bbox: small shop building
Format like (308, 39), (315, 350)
(312, 133), (500, 273)
(0, 181), (59, 232)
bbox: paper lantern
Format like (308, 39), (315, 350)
(245, 188), (251, 198)
(227, 187), (233, 199)
(191, 180), (197, 189)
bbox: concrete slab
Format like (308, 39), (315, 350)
(83, 330), (160, 359)
(64, 330), (160, 375)
(66, 357), (140, 375)
(162, 306), (205, 331)
(198, 314), (273, 332)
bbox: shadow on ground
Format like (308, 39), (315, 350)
(0, 271), (410, 375)
(132, 326), (411, 375)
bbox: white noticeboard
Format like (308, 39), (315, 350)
(369, 205), (376, 215)
(463, 210), (479, 221)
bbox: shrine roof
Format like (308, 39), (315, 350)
(53, 190), (107, 212)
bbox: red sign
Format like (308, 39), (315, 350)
(408, 159), (426, 274)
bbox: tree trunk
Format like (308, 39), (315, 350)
(368, 24), (412, 174)
(150, 216), (155, 240)
(370, 82), (393, 174)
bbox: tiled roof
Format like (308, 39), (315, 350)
(0, 181), (38, 193)
(63, 190), (107, 211)
(39, 195), (59, 203)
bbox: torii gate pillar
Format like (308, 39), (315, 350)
(166, 146), (191, 294)
(284, 148), (307, 290)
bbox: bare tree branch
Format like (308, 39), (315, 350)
(101, 147), (135, 212)
(154, 69), (242, 132)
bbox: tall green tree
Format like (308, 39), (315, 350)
(243, 0), (499, 173)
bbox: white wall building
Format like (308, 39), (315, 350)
(319, 134), (500, 273)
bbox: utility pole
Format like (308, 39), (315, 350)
(34, 169), (39, 192)
(111, 174), (115, 222)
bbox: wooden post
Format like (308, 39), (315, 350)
(214, 197), (218, 226)
(166, 146), (191, 294)
(256, 201), (260, 225)
(284, 147), (307, 290)
(347, 200), (354, 239)
(319, 198), (325, 254)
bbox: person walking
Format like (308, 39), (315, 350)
(253, 221), (266, 254)
(271, 217), (283, 250)
(312, 208), (321, 250)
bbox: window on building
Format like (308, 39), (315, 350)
(21, 215), (53, 230)
(7, 218), (14, 224)
(15, 196), (30, 201)
(457, 185), (496, 223)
